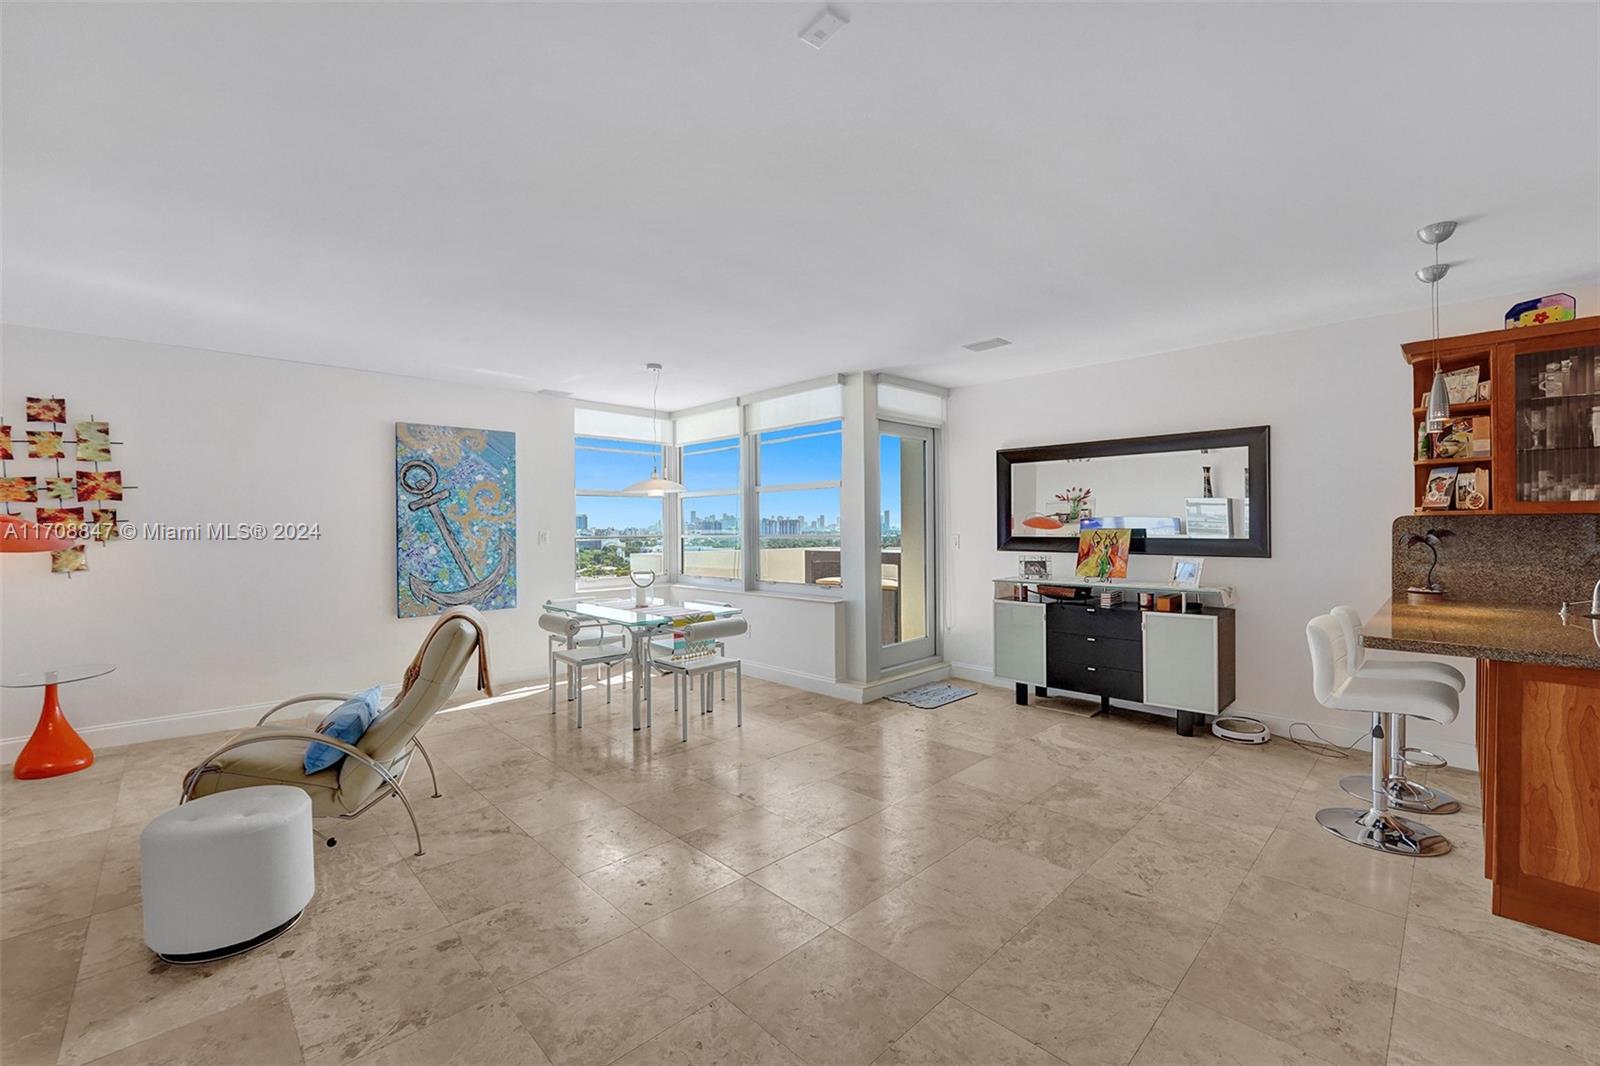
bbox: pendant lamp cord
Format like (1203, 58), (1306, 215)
(1431, 242), (1441, 372)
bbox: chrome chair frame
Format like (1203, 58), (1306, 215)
(546, 618), (633, 728)
(179, 692), (442, 857)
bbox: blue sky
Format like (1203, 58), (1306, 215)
(576, 420), (909, 533)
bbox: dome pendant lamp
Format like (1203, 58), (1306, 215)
(625, 363), (684, 496)
(1416, 220), (1458, 434)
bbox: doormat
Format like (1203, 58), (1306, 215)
(885, 683), (977, 709)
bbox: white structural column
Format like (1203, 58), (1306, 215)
(839, 373), (881, 684)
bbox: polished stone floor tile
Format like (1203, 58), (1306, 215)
(836, 876), (1017, 991)
(945, 756), (1070, 804)
(1397, 914), (1600, 1062)
(580, 839), (740, 922)
(631, 779), (760, 837)
(533, 806), (675, 874)
(414, 835), (572, 923)
(874, 996), (1062, 1065)
(748, 838), (912, 925)
(1, 832), (107, 935)
(952, 932), (1170, 1066)
(1252, 824), (1414, 917)
(980, 803), (1126, 878)
(1085, 804), (1268, 921)
(643, 879), (826, 992)
(1385, 988), (1586, 1066)
(1129, 993), (1326, 1066)
(1, 914), (88, 999)
(758, 778), (888, 835)
(916, 838), (1075, 932)
(1218, 872), (1403, 983)
(680, 808), (823, 875)
(1023, 877), (1213, 991)
(281, 924), (499, 1065)
(1176, 927), (1396, 1066)
(829, 804), (976, 875)
(85, 990), (304, 1066)
(612, 996), (804, 1065)
(76, 901), (148, 981)
(450, 877), (634, 991)
(1406, 861), (1600, 977)
(1, 979), (74, 1066)
(490, 780), (624, 837)
(727, 930), (944, 1066)
(59, 951), (286, 1066)
(503, 929), (718, 1066)
(347, 996), (551, 1066)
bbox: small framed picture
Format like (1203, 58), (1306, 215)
(1019, 555), (1052, 580)
(1170, 556), (1204, 588)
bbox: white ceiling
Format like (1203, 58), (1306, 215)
(4, 2), (1597, 409)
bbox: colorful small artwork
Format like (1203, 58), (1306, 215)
(26, 397), (66, 424)
(1075, 527), (1132, 580)
(50, 545), (88, 574)
(74, 469), (124, 501)
(395, 423), (517, 618)
(27, 430), (65, 459)
(0, 476), (38, 503)
(75, 421), (112, 462)
(0, 426), (12, 461)
(1423, 467), (1458, 509)
(90, 509), (119, 541)
(37, 507), (87, 539)
(1505, 293), (1577, 329)
(41, 477), (76, 501)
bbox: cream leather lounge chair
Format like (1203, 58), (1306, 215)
(181, 608), (491, 857)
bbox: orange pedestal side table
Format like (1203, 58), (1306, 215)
(5, 664), (114, 779)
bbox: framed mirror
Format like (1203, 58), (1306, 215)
(997, 426), (1271, 558)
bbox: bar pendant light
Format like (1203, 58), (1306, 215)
(1416, 220), (1457, 434)
(625, 362), (684, 496)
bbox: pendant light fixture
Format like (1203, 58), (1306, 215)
(1416, 220), (1458, 433)
(625, 362), (684, 496)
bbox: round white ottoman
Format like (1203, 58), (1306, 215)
(141, 785), (315, 963)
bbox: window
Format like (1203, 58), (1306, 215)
(756, 419), (842, 586)
(575, 435), (665, 588)
(680, 436), (741, 580)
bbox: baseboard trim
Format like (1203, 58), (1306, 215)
(946, 664), (1479, 771)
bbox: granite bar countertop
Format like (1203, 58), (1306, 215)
(1363, 598), (1600, 670)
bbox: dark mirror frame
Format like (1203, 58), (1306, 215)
(997, 425), (1272, 558)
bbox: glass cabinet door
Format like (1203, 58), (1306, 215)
(1511, 342), (1600, 504)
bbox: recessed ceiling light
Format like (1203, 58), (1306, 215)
(962, 337), (1012, 352)
(800, 7), (849, 50)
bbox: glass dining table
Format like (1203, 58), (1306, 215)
(542, 595), (742, 729)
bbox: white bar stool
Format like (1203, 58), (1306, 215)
(1331, 606), (1465, 815)
(1306, 614), (1456, 857)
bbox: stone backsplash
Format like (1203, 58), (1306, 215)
(1391, 514), (1600, 606)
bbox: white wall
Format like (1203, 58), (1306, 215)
(941, 285), (1599, 770)
(0, 325), (576, 754)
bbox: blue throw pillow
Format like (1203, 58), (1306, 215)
(303, 686), (383, 774)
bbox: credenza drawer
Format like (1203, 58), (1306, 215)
(1050, 632), (1142, 671)
(1047, 661), (1143, 702)
(1046, 603), (1144, 640)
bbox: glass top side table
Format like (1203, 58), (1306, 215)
(3, 663), (115, 779)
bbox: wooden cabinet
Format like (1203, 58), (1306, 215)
(1403, 317), (1600, 515)
(1476, 659), (1600, 943)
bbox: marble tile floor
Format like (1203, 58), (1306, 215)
(2, 675), (1596, 1066)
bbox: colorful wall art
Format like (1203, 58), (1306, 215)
(1075, 527), (1132, 580)
(395, 422), (517, 617)
(1, 397), (131, 575)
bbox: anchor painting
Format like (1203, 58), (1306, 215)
(395, 422), (516, 618)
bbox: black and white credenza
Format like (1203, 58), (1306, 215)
(993, 578), (1236, 736)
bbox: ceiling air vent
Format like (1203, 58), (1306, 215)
(962, 337), (1012, 353)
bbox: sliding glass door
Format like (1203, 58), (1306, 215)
(879, 421), (936, 667)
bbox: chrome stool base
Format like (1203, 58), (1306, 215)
(1316, 807), (1451, 857)
(1338, 773), (1461, 815)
